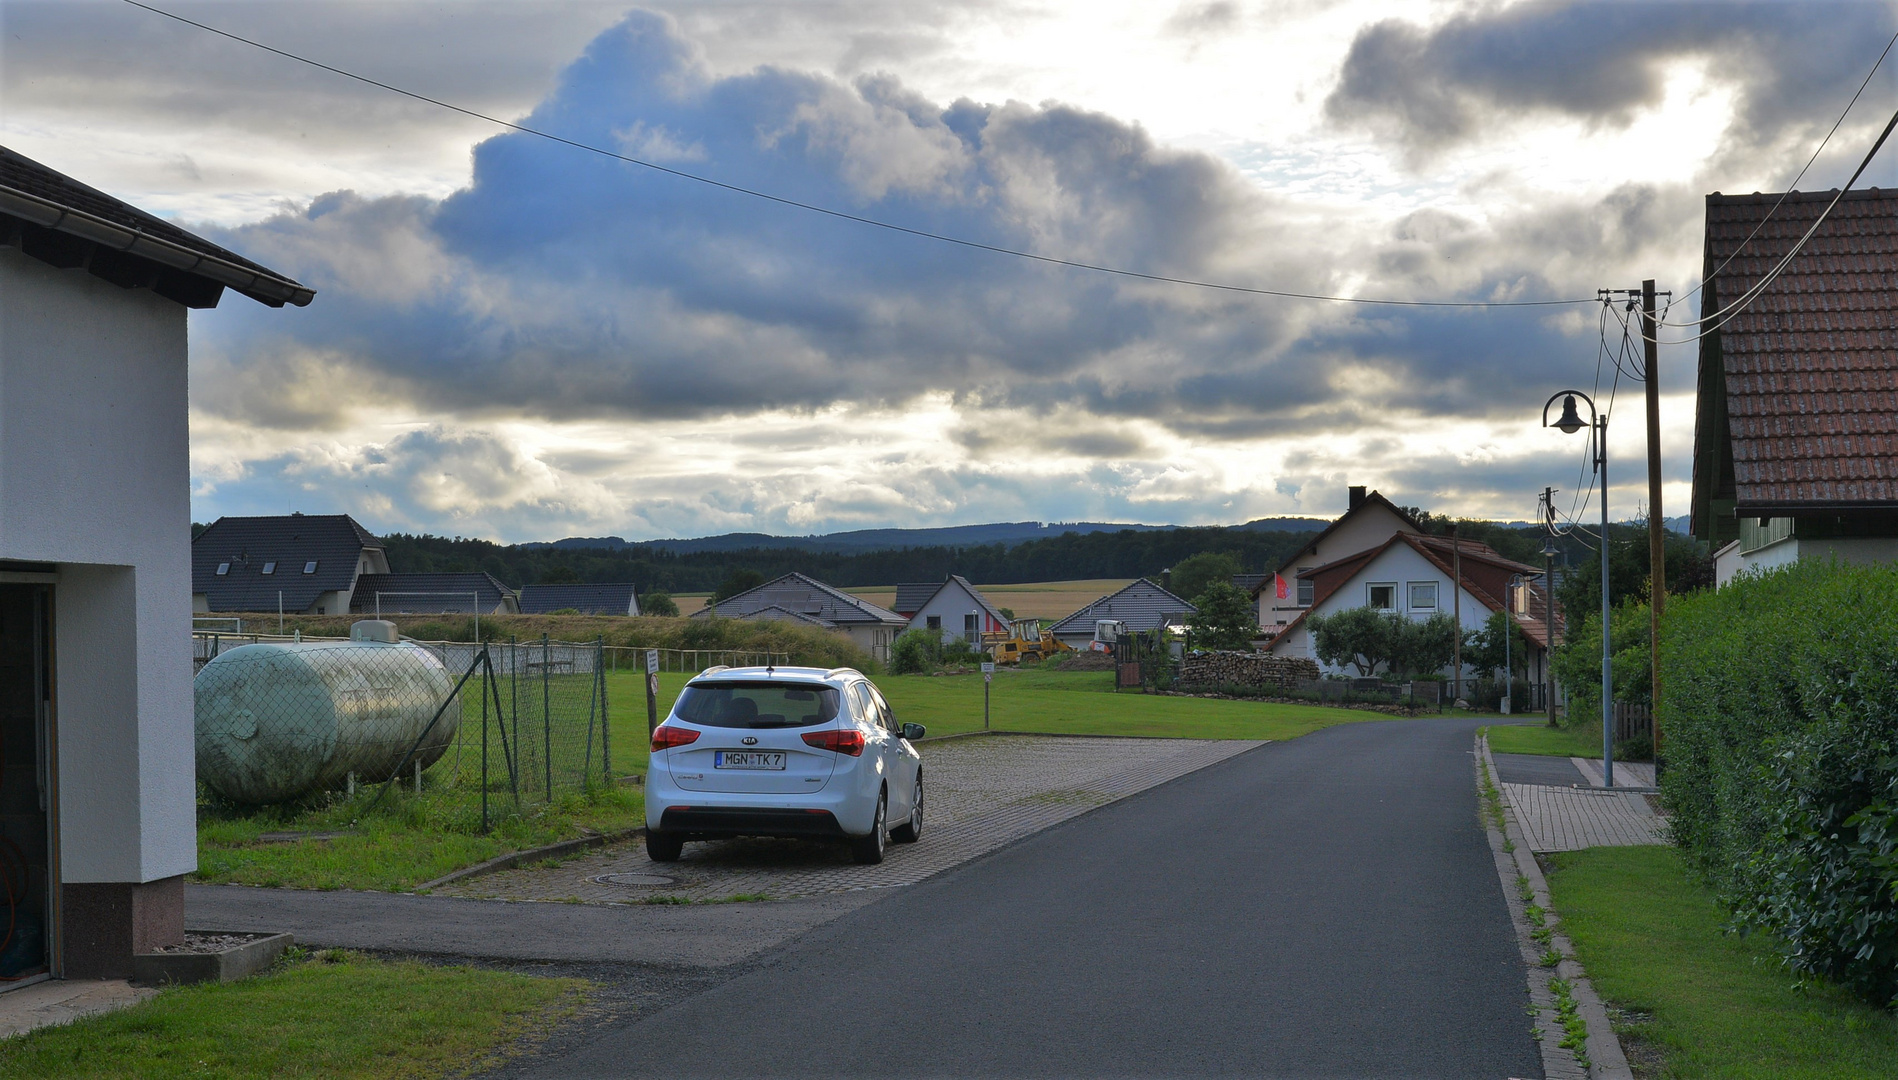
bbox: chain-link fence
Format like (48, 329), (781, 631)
(195, 631), (612, 830)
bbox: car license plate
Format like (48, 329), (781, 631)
(714, 750), (786, 770)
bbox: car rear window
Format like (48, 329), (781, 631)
(673, 682), (842, 729)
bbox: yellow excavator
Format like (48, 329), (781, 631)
(987, 618), (1073, 665)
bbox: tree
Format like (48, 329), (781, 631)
(538, 565), (581, 584)
(1552, 600), (1652, 722)
(641, 591), (680, 617)
(1388, 612), (1460, 679)
(1186, 582), (1257, 651)
(713, 569), (766, 602)
(1172, 552), (1242, 603)
(1308, 606), (1399, 676)
(997, 606), (1016, 622)
(1465, 609), (1529, 679)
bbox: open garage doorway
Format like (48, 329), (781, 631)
(0, 583), (53, 983)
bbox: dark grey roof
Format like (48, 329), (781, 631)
(192, 514), (379, 612)
(1230, 573), (1267, 595)
(892, 582), (940, 615)
(732, 604), (834, 627)
(911, 575), (1010, 627)
(517, 583), (639, 615)
(692, 572), (906, 627)
(351, 573), (515, 614)
(1049, 579), (1199, 635)
(0, 145), (313, 308)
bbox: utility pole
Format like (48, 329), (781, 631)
(1450, 524), (1462, 704)
(1641, 280), (1666, 764)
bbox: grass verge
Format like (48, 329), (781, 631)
(1484, 720), (1604, 758)
(0, 948), (584, 1079)
(1544, 845), (1898, 1079)
(872, 664), (1394, 740)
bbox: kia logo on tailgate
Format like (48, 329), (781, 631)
(742, 736), (758, 745)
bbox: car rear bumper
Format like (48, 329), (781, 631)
(655, 805), (846, 840)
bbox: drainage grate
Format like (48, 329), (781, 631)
(589, 873), (678, 887)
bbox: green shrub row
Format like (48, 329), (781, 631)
(1661, 559), (1898, 1007)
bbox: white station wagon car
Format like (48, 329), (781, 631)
(645, 666), (925, 865)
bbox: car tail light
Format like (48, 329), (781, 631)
(801, 729), (865, 756)
(651, 724), (701, 752)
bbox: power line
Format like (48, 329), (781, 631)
(119, 0), (1597, 310)
(1672, 27), (1898, 314)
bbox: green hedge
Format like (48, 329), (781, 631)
(1662, 560), (1898, 1007)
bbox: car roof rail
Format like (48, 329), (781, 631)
(699, 664), (731, 676)
(825, 666), (861, 680)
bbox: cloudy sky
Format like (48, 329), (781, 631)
(5, 0), (1895, 541)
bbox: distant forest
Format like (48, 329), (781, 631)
(378, 526), (1327, 593)
(190, 509), (1606, 595)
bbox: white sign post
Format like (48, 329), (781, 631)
(645, 649), (661, 734)
(981, 662), (995, 730)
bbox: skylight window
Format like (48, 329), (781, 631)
(261, 562), (276, 575)
(303, 561), (319, 574)
(215, 562), (230, 576)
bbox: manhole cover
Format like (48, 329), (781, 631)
(590, 873), (677, 887)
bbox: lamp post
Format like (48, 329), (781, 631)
(1544, 389), (1615, 789)
(1504, 574), (1522, 715)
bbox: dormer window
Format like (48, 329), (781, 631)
(215, 562), (230, 576)
(261, 562), (276, 575)
(303, 561), (319, 574)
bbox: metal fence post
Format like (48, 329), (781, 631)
(542, 633), (553, 801)
(481, 646), (490, 832)
(600, 638), (611, 781)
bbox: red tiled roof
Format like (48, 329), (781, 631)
(1703, 188), (1898, 510)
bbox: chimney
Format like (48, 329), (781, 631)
(1347, 486), (1366, 511)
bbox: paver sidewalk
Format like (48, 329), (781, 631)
(442, 735), (1262, 904)
(1501, 781), (1668, 852)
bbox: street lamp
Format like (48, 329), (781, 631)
(1543, 389), (1615, 788)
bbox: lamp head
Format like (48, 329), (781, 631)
(1553, 393), (1586, 434)
(1540, 538), (1561, 558)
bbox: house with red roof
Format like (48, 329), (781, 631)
(1690, 188), (1898, 583)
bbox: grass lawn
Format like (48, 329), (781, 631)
(0, 949), (583, 1079)
(1484, 719), (1604, 758)
(1545, 845), (1898, 1079)
(196, 668), (1383, 891)
(875, 664), (1388, 741)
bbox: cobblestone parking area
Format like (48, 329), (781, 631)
(437, 735), (1262, 904)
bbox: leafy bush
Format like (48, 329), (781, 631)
(888, 628), (944, 675)
(1662, 560), (1898, 1007)
(640, 591), (680, 617)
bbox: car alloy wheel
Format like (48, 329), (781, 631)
(852, 790), (887, 864)
(893, 774), (923, 843)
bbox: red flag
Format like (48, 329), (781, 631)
(1274, 573), (1288, 599)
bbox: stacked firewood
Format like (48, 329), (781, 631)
(1178, 651), (1320, 689)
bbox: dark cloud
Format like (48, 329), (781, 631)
(1326, 1), (1898, 166)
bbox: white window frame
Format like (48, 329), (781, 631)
(1407, 581), (1437, 611)
(1296, 568), (1314, 607)
(1367, 582), (1398, 610)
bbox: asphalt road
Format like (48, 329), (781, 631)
(514, 715), (1540, 1079)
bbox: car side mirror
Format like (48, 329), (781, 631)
(902, 723), (926, 742)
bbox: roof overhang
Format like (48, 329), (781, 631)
(0, 182), (314, 308)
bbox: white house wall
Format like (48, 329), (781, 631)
(1275, 543), (1504, 681)
(0, 248), (196, 885)
(1261, 504), (1417, 629)
(908, 582), (1005, 646)
(1717, 535), (1898, 586)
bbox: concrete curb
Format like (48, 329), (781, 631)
(1477, 733), (1633, 1080)
(415, 828), (644, 892)
(132, 931), (292, 986)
